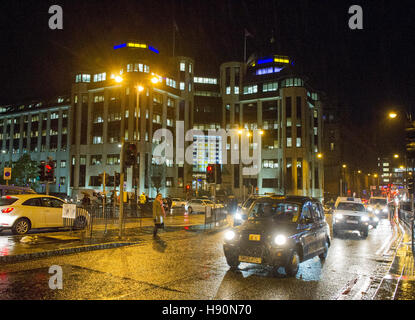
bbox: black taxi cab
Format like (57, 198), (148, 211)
(223, 195), (330, 277)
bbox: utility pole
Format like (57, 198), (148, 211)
(119, 137), (125, 238)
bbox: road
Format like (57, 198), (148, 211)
(0, 214), (398, 300)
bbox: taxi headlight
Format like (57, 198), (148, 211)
(274, 235), (287, 246)
(361, 216), (369, 222)
(375, 209), (380, 214)
(224, 230), (236, 241)
(367, 206), (373, 212)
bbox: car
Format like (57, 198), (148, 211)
(223, 195), (330, 277)
(0, 194), (89, 235)
(233, 194), (271, 226)
(185, 199), (222, 214)
(171, 198), (187, 208)
(367, 197), (389, 219)
(332, 197), (374, 238)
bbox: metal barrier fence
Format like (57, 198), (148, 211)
(398, 207), (414, 256)
(63, 203), (154, 237)
(204, 206), (227, 228)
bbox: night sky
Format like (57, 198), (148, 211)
(1, 0), (414, 165)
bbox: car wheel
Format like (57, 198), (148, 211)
(361, 227), (369, 239)
(12, 218), (31, 235)
(188, 207), (192, 214)
(74, 216), (87, 230)
(319, 239), (329, 260)
(225, 255), (240, 269)
(285, 250), (300, 277)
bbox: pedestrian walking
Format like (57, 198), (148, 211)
(153, 193), (165, 238)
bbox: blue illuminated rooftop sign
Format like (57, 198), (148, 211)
(257, 57), (273, 64)
(114, 43), (127, 50)
(113, 42), (159, 54)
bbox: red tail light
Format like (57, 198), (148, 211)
(1, 208), (14, 213)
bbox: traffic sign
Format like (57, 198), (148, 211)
(3, 167), (11, 180)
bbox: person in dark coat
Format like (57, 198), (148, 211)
(153, 193), (165, 238)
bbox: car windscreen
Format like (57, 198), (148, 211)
(0, 197), (18, 206)
(336, 202), (365, 211)
(242, 197), (256, 209)
(248, 200), (299, 223)
(369, 198), (387, 205)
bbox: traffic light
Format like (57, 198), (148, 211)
(185, 184), (191, 191)
(38, 161), (46, 181)
(125, 143), (137, 167)
(115, 172), (120, 186)
(45, 160), (55, 182)
(206, 164), (215, 183)
(215, 164), (222, 184)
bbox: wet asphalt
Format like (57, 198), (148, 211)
(1, 215), (411, 300)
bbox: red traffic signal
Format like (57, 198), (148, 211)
(186, 184), (191, 190)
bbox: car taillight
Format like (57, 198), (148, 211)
(1, 208), (14, 213)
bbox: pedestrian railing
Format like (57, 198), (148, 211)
(397, 207), (414, 256)
(204, 206), (227, 229)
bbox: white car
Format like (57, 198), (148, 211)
(185, 199), (223, 214)
(366, 197), (389, 218)
(171, 198), (187, 208)
(332, 197), (375, 238)
(0, 194), (89, 235)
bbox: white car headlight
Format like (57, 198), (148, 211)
(383, 208), (388, 213)
(361, 216), (369, 222)
(375, 209), (380, 214)
(224, 230), (236, 241)
(274, 235), (287, 246)
(367, 206), (373, 212)
(235, 212), (242, 220)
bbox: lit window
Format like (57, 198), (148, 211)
(226, 87), (231, 95)
(180, 82), (185, 91)
(180, 62), (186, 71)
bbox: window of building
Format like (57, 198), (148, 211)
(60, 160), (66, 168)
(243, 85), (258, 94)
(262, 178), (278, 188)
(234, 87), (239, 94)
(93, 72), (106, 82)
(226, 87), (231, 95)
(180, 82), (185, 91)
(180, 62), (186, 71)
(263, 82), (278, 92)
(106, 154), (120, 165)
(90, 155), (102, 165)
(93, 136), (103, 144)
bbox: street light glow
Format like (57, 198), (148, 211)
(115, 76), (123, 83)
(317, 153), (323, 159)
(342, 164), (347, 168)
(388, 112), (398, 119)
(394, 154), (399, 158)
(137, 85), (144, 92)
(151, 76), (159, 84)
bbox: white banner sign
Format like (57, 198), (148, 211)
(62, 204), (77, 219)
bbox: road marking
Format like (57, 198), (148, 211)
(352, 276), (373, 300)
(335, 275), (360, 300)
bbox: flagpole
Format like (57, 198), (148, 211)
(173, 24), (175, 57)
(244, 33), (246, 63)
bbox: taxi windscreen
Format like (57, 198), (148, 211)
(248, 200), (299, 223)
(369, 198), (387, 205)
(336, 202), (365, 211)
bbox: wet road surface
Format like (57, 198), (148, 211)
(0, 218), (400, 299)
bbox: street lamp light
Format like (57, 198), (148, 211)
(388, 112), (398, 119)
(317, 153), (323, 159)
(394, 154), (399, 159)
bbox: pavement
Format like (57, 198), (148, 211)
(372, 213), (415, 300)
(0, 212), (230, 264)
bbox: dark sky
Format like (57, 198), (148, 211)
(0, 0), (414, 130)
